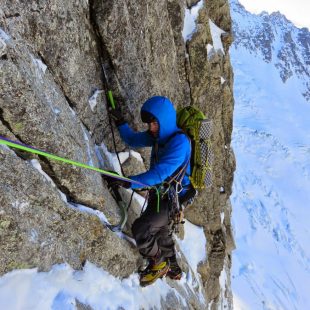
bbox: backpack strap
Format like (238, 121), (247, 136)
(163, 130), (191, 191)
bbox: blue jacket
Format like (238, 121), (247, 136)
(118, 96), (191, 193)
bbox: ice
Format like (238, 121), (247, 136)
(209, 19), (226, 55)
(88, 89), (103, 112)
(182, 0), (204, 40)
(33, 58), (47, 74)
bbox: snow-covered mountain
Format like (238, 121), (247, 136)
(230, 0), (310, 309)
(231, 0), (310, 101)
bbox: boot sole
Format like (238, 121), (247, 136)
(166, 273), (182, 280)
(139, 265), (170, 287)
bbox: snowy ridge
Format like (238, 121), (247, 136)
(230, 0), (310, 100)
(230, 1), (310, 309)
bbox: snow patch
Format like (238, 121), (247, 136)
(53, 108), (61, 115)
(118, 151), (130, 164)
(29, 229), (39, 243)
(221, 76), (226, 84)
(97, 143), (123, 175)
(58, 190), (68, 204)
(57, 191), (116, 238)
(209, 19), (226, 55)
(206, 43), (216, 59)
(130, 150), (143, 163)
(0, 144), (11, 152)
(233, 294), (249, 310)
(176, 220), (207, 304)
(30, 159), (55, 187)
(0, 28), (10, 42)
(33, 58), (47, 74)
(94, 144), (105, 169)
(0, 262), (186, 310)
(69, 107), (76, 116)
(182, 0), (204, 40)
(81, 125), (94, 166)
(219, 267), (229, 309)
(0, 38), (6, 56)
(221, 212), (225, 224)
(68, 201), (110, 227)
(11, 201), (29, 211)
(177, 220), (207, 271)
(30, 159), (71, 203)
(208, 300), (214, 310)
(88, 89), (103, 112)
(0, 28), (10, 55)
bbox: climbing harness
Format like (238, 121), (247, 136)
(157, 139), (191, 234)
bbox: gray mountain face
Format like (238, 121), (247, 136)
(0, 0), (235, 308)
(231, 0), (310, 100)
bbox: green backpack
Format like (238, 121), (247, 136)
(177, 106), (213, 189)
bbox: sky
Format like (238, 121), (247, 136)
(238, 0), (310, 30)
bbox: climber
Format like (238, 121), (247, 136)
(106, 96), (194, 287)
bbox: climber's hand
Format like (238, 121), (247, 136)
(109, 107), (126, 126)
(103, 172), (131, 189)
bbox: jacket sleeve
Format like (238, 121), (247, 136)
(118, 123), (153, 148)
(130, 134), (190, 189)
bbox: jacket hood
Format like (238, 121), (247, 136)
(141, 96), (178, 144)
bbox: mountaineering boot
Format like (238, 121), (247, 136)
(166, 255), (182, 280)
(138, 257), (155, 277)
(139, 257), (170, 287)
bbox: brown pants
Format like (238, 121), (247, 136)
(131, 194), (175, 260)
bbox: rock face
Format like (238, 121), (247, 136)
(0, 146), (138, 278)
(183, 1), (235, 307)
(0, 0), (235, 308)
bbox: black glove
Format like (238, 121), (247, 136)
(103, 173), (131, 189)
(109, 107), (126, 127)
(179, 185), (197, 206)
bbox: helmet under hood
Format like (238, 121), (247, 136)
(140, 96), (178, 144)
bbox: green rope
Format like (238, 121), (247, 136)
(0, 137), (161, 211)
(155, 187), (160, 213)
(108, 90), (115, 109)
(0, 137), (134, 184)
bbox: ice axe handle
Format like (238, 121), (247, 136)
(108, 90), (116, 110)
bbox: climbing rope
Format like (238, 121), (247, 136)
(0, 135), (160, 213)
(0, 136), (140, 187)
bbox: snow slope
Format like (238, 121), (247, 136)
(0, 220), (207, 310)
(230, 1), (310, 309)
